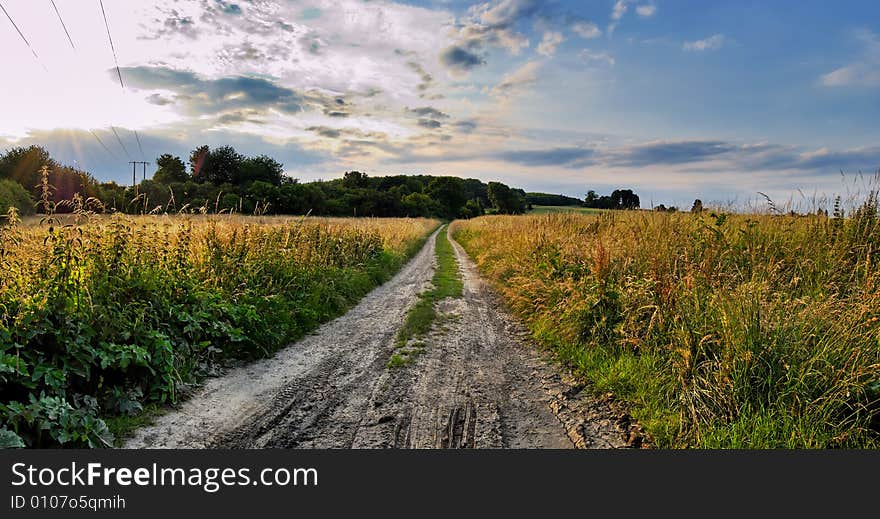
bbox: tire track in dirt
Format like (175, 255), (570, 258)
(125, 226), (631, 449)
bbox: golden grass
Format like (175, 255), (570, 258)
(453, 210), (880, 448)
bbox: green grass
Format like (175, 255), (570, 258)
(528, 205), (605, 215)
(104, 404), (165, 446)
(388, 225), (463, 367)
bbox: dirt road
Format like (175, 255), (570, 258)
(125, 227), (630, 449)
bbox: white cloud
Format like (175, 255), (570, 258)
(579, 50), (615, 66)
(491, 61), (541, 97)
(819, 29), (880, 87)
(572, 21), (601, 39)
(612, 1), (629, 21)
(683, 34), (725, 51)
(636, 5), (657, 18)
(537, 32), (564, 57)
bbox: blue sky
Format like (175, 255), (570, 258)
(1, 0), (878, 207)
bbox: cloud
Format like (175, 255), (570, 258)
(406, 107), (450, 119)
(491, 61), (541, 97)
(454, 120), (478, 134)
(572, 21), (601, 39)
(442, 0), (552, 72)
(683, 34), (726, 51)
(439, 45), (486, 72)
(607, 1), (629, 35)
(783, 146), (880, 171)
(611, 140), (735, 166)
(121, 66), (305, 116)
(306, 126), (342, 139)
(820, 29), (880, 87)
(475, 0), (545, 27)
(146, 93), (174, 106)
(494, 147), (595, 167)
(635, 5), (657, 18)
(612, 1), (629, 20)
(418, 119), (443, 129)
(579, 50), (615, 66)
(537, 32), (564, 57)
(215, 1), (242, 16)
(406, 61), (434, 92)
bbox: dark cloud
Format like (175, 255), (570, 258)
(145, 93), (173, 106)
(495, 147), (596, 168)
(612, 141), (735, 166)
(215, 110), (265, 125)
(454, 120), (477, 134)
(740, 144), (880, 173)
(406, 61), (434, 92)
(604, 140), (880, 173)
(306, 126), (342, 139)
(407, 107), (450, 119)
(441, 0), (555, 73)
(215, 1), (242, 15)
(305, 126), (388, 142)
(121, 66), (304, 116)
(418, 119), (443, 129)
(439, 46), (486, 72)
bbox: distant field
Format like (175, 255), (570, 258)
(528, 205), (604, 215)
(454, 208), (880, 448)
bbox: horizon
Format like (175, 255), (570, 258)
(1, 0), (879, 208)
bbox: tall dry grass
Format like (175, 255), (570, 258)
(453, 204), (880, 448)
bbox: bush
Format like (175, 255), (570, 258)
(0, 179), (34, 217)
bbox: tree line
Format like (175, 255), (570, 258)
(0, 144), (651, 218)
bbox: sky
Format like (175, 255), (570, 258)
(1, 0), (879, 208)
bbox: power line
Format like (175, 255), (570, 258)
(133, 130), (145, 159)
(0, 2), (41, 63)
(50, 0), (75, 50)
(99, 0), (124, 88)
(89, 130), (119, 160)
(110, 126), (131, 160)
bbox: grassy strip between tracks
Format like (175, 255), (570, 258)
(389, 225), (463, 368)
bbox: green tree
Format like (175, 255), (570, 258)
(401, 192), (437, 217)
(487, 181), (526, 214)
(611, 189), (640, 210)
(0, 145), (54, 197)
(240, 155), (284, 186)
(153, 154), (188, 184)
(0, 178), (34, 215)
(341, 170), (369, 189)
(426, 177), (466, 219)
(207, 146), (244, 185)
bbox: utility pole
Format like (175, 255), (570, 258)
(129, 161), (149, 185)
(129, 161), (149, 212)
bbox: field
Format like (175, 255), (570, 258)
(0, 211), (437, 448)
(453, 205), (880, 448)
(528, 205), (604, 215)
